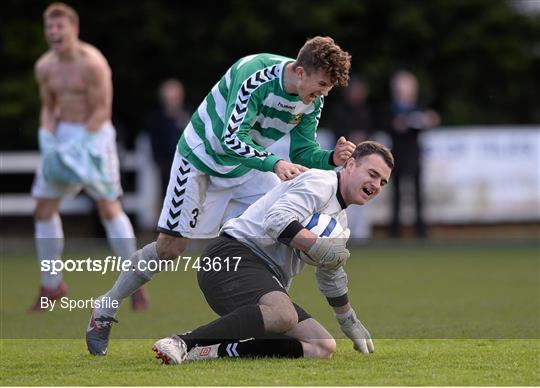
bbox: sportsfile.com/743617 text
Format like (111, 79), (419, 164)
(39, 256), (243, 275)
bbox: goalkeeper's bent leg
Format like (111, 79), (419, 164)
(285, 317), (336, 359)
(187, 335), (303, 361)
(186, 318), (335, 361)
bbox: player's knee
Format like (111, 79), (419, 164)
(96, 200), (122, 220)
(156, 233), (188, 261)
(301, 337), (336, 359)
(273, 307), (299, 333)
(156, 245), (182, 261)
(315, 338), (337, 359)
(260, 292), (299, 333)
(34, 207), (52, 220)
(34, 201), (58, 220)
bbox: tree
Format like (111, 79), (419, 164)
(2, 0), (539, 149)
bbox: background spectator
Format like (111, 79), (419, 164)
(329, 75), (375, 241)
(383, 70), (440, 238)
(329, 75), (373, 144)
(144, 79), (192, 198)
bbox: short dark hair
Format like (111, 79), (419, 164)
(293, 36), (351, 87)
(352, 141), (394, 169)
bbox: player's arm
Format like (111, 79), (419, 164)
(35, 58), (58, 154)
(290, 99), (355, 168)
(288, 99), (335, 169)
(262, 173), (349, 266)
(219, 71), (306, 180)
(263, 173), (331, 239)
(316, 267), (375, 354)
(85, 59), (112, 133)
(220, 78), (281, 169)
(289, 226), (350, 269)
(35, 59), (56, 132)
(264, 174), (350, 268)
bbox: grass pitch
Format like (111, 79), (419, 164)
(1, 239), (539, 385)
(1, 339), (538, 386)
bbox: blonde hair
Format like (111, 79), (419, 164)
(44, 2), (79, 25)
(293, 36), (351, 87)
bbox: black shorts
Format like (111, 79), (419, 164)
(197, 235), (312, 323)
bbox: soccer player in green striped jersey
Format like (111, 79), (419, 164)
(87, 36), (355, 356)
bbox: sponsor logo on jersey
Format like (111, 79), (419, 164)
(290, 113), (303, 124)
(199, 346), (211, 356)
(278, 102), (295, 110)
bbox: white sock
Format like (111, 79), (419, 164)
(98, 242), (159, 317)
(35, 213), (64, 290)
(103, 212), (136, 262)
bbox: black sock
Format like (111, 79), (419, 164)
(217, 336), (304, 359)
(179, 304), (265, 350)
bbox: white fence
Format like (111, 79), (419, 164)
(0, 134), (161, 230)
(1, 126), (539, 230)
(367, 126), (540, 224)
(269, 125), (540, 225)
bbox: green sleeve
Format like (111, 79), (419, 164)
(289, 100), (335, 170)
(220, 70), (281, 173)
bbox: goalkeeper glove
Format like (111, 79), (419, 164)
(336, 308), (375, 354)
(306, 228), (350, 270)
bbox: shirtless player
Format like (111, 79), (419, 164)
(29, 2), (147, 311)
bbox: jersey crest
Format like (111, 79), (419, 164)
(290, 113), (302, 124)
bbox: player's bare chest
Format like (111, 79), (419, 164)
(47, 64), (87, 94)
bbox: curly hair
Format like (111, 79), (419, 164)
(293, 36), (351, 87)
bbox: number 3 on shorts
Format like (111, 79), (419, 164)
(190, 208), (200, 228)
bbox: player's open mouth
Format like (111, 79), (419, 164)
(362, 187), (373, 197)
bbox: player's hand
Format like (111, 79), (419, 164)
(274, 160), (308, 181)
(321, 228), (350, 270)
(306, 228), (350, 269)
(336, 308), (375, 354)
(332, 136), (356, 166)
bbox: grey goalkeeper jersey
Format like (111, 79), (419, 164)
(221, 169), (349, 298)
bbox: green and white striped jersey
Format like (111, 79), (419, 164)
(177, 53), (334, 178)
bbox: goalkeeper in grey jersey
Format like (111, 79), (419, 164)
(152, 141), (394, 364)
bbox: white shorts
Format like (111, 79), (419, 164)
(31, 121), (122, 200)
(157, 151), (281, 238)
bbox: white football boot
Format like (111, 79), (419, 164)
(152, 336), (188, 365)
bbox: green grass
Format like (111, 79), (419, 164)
(1, 339), (538, 386)
(1, 240), (539, 385)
